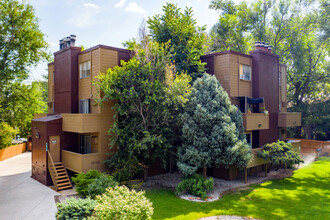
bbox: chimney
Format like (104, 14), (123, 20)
(70, 35), (76, 46)
(59, 35), (77, 50)
(255, 41), (262, 50)
(268, 45), (272, 53)
(264, 43), (269, 51)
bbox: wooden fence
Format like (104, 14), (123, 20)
(0, 143), (26, 161)
(287, 138), (330, 156)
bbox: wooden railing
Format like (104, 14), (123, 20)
(47, 150), (58, 190)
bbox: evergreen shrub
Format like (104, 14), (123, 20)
(71, 170), (102, 197)
(176, 174), (214, 200)
(87, 174), (118, 199)
(56, 197), (97, 220)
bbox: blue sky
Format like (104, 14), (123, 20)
(26, 0), (223, 82)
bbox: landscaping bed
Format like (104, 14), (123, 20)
(145, 157), (330, 220)
(142, 168), (294, 202)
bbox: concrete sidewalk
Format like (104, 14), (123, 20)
(0, 152), (59, 220)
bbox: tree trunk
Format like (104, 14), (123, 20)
(203, 166), (207, 179)
(143, 168), (148, 181)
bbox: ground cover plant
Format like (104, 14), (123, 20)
(146, 157), (330, 220)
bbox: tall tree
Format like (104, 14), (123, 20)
(147, 3), (207, 80)
(0, 0), (49, 85)
(0, 0), (49, 137)
(97, 37), (191, 179)
(177, 74), (251, 178)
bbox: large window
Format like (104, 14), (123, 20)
(79, 61), (91, 79)
(245, 132), (252, 147)
(240, 64), (251, 81)
(79, 99), (90, 114)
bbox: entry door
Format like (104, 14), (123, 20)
(49, 136), (60, 162)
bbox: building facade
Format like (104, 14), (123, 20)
(31, 38), (301, 187)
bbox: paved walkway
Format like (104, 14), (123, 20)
(0, 152), (59, 220)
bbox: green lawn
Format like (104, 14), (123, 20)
(145, 157), (330, 220)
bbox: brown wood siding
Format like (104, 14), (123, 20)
(230, 54), (252, 98)
(48, 63), (54, 113)
(214, 54), (230, 95)
(79, 78), (91, 100)
(250, 50), (280, 146)
(280, 65), (287, 112)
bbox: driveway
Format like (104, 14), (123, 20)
(0, 152), (59, 220)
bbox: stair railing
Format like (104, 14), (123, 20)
(47, 150), (58, 190)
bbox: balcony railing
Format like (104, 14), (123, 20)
(62, 150), (104, 173)
(62, 113), (102, 133)
(278, 112), (301, 127)
(243, 113), (269, 131)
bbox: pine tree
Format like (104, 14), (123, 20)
(177, 74), (252, 178)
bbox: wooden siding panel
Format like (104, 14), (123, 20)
(48, 64), (54, 113)
(214, 54), (230, 95)
(91, 49), (101, 113)
(230, 54), (239, 97)
(79, 78), (91, 100)
(239, 81), (252, 97)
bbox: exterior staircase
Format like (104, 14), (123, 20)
(48, 151), (72, 191)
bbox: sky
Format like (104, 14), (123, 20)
(26, 0), (222, 83)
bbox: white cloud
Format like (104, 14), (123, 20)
(66, 3), (101, 28)
(114, 0), (125, 8)
(83, 3), (100, 9)
(124, 2), (145, 14)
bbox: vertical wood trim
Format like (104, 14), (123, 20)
(90, 50), (92, 99)
(238, 55), (240, 96)
(228, 55), (231, 97)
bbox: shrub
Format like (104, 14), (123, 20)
(93, 186), (153, 220)
(71, 170), (102, 197)
(176, 174), (214, 200)
(258, 140), (304, 169)
(87, 174), (119, 199)
(0, 122), (18, 149)
(56, 197), (97, 220)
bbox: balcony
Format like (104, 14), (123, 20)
(278, 112), (301, 127)
(243, 113), (269, 131)
(62, 113), (101, 133)
(62, 150), (105, 173)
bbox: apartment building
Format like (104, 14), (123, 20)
(201, 43), (301, 179)
(31, 36), (132, 189)
(31, 37), (301, 188)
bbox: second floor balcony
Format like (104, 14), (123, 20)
(243, 113), (269, 131)
(62, 113), (102, 133)
(278, 112), (301, 127)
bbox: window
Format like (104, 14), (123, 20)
(79, 61), (91, 79)
(240, 64), (251, 81)
(79, 99), (90, 114)
(80, 135), (92, 154)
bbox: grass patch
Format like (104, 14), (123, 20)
(146, 157), (330, 220)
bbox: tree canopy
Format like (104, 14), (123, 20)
(147, 3), (207, 80)
(0, 0), (49, 138)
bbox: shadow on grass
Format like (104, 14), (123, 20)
(146, 158), (330, 220)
